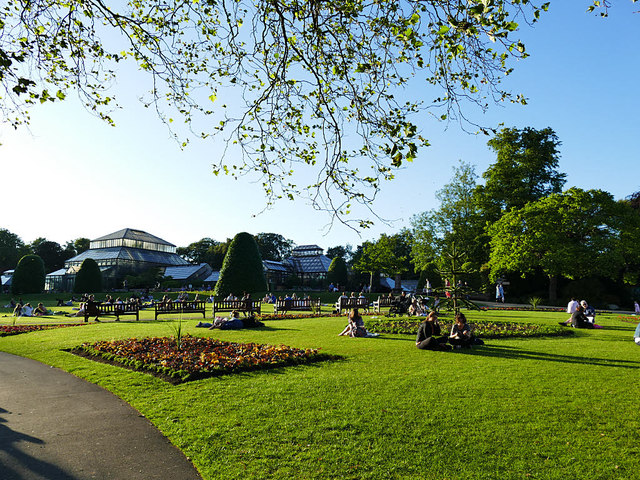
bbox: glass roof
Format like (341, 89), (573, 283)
(66, 247), (189, 266)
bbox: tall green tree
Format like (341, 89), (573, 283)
(476, 127), (566, 222)
(11, 254), (45, 294)
(412, 161), (485, 276)
(177, 238), (230, 269)
(488, 188), (635, 301)
(254, 233), (294, 262)
(74, 258), (103, 293)
(0, 228), (27, 273)
(1, 0), (557, 225)
(354, 232), (413, 290)
(29, 238), (69, 273)
(214, 233), (267, 297)
(327, 256), (349, 288)
(326, 245), (353, 263)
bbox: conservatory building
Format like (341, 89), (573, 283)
(45, 228), (191, 291)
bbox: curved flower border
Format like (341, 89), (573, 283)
(365, 318), (573, 339)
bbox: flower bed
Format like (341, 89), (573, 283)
(0, 324), (86, 337)
(70, 335), (334, 383)
(617, 315), (639, 324)
(365, 318), (572, 339)
(260, 313), (344, 320)
(479, 306), (565, 312)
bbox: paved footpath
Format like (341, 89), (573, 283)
(0, 351), (202, 480)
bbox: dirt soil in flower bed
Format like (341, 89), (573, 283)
(0, 324), (86, 337)
(365, 318), (573, 339)
(68, 335), (338, 384)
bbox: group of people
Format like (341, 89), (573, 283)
(415, 311), (481, 351)
(196, 310), (265, 330)
(559, 298), (600, 329)
(12, 301), (51, 317)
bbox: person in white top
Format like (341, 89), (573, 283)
(559, 298), (580, 326)
(21, 303), (34, 316)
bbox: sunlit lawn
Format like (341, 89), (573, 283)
(1, 301), (639, 479)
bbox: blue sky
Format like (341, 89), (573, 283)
(1, 2), (638, 253)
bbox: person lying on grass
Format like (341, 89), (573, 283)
(415, 312), (450, 351)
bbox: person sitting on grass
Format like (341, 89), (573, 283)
(449, 312), (473, 349)
(21, 303), (34, 317)
(569, 305), (594, 329)
(12, 302), (23, 317)
(338, 308), (368, 337)
(34, 303), (50, 316)
(581, 300), (596, 323)
(416, 312), (450, 350)
(634, 322), (640, 346)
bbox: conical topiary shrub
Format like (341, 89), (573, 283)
(214, 232), (267, 297)
(11, 254), (45, 294)
(74, 258), (103, 293)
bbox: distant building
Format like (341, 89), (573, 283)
(262, 244), (331, 288)
(1, 269), (13, 293)
(45, 228), (204, 291)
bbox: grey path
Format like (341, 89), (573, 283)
(0, 352), (202, 480)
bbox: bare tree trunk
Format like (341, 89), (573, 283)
(395, 274), (402, 292)
(548, 275), (557, 303)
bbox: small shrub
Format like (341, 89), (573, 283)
(529, 296), (542, 310)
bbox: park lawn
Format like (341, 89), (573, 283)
(0, 309), (639, 479)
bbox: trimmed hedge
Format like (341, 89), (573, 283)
(11, 254), (45, 294)
(74, 258), (103, 293)
(214, 232), (267, 297)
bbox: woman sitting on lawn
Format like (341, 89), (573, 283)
(34, 303), (50, 316)
(338, 308), (368, 337)
(416, 312), (449, 350)
(449, 312), (473, 348)
(569, 305), (594, 329)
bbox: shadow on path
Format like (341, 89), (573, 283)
(0, 409), (78, 480)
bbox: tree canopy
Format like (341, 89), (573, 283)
(476, 127), (566, 221)
(0, 228), (27, 273)
(1, 0), (557, 227)
(254, 233), (294, 262)
(411, 161), (484, 272)
(487, 188), (634, 300)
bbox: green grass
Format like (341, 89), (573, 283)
(1, 304), (639, 479)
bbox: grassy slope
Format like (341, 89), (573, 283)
(1, 307), (639, 479)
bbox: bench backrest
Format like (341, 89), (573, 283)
(275, 298), (320, 308)
(213, 299), (261, 312)
(338, 297), (369, 308)
(156, 301), (206, 312)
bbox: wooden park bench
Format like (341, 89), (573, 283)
(273, 298), (322, 314)
(84, 302), (139, 322)
(335, 297), (369, 315)
(154, 301), (207, 320)
(372, 296), (395, 314)
(212, 298), (261, 317)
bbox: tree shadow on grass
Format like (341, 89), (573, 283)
(599, 325), (636, 332)
(462, 344), (640, 369)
